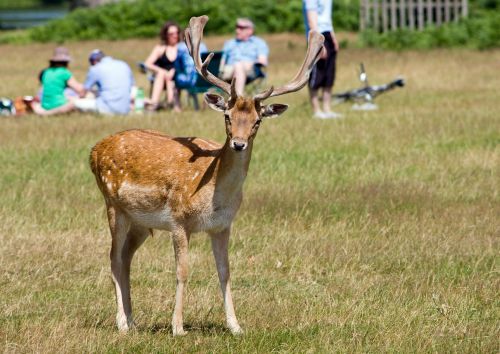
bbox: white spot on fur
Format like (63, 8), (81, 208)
(191, 171), (200, 180)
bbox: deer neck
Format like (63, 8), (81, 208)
(214, 138), (254, 197)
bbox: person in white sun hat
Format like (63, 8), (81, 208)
(31, 46), (84, 116)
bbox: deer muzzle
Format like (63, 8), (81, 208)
(230, 138), (248, 151)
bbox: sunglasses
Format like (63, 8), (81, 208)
(235, 25), (250, 30)
(168, 31), (179, 36)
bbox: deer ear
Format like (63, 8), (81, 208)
(204, 93), (226, 112)
(261, 103), (288, 119)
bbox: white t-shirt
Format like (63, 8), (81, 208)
(303, 0), (334, 34)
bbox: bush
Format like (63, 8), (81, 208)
(360, 10), (500, 50)
(28, 0), (359, 42)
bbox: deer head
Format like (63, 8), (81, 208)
(185, 16), (325, 151)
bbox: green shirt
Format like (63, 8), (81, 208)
(41, 67), (72, 110)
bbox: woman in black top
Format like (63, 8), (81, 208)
(144, 21), (181, 111)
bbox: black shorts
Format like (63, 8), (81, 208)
(309, 31), (337, 90)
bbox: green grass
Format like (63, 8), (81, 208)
(0, 37), (499, 352)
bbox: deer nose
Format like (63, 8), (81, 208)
(230, 139), (247, 151)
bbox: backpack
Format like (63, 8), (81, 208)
(0, 98), (15, 116)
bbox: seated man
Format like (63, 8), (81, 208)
(221, 18), (269, 95)
(75, 49), (134, 115)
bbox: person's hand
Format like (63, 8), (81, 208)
(157, 68), (169, 76)
(320, 45), (328, 59)
(332, 34), (339, 52)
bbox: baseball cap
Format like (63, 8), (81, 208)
(89, 49), (105, 63)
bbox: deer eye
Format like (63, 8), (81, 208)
(224, 114), (231, 123)
(253, 119), (262, 128)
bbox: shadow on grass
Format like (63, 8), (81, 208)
(148, 321), (228, 335)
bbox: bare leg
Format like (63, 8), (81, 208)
(210, 228), (242, 334)
(233, 62), (250, 96)
(31, 101), (75, 116)
(150, 71), (167, 106)
(166, 79), (175, 106)
(107, 205), (133, 331)
(309, 87), (321, 114)
(171, 228), (190, 336)
(322, 87), (332, 113)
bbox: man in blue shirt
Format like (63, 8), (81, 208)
(75, 49), (134, 115)
(303, 0), (342, 119)
(221, 18), (269, 95)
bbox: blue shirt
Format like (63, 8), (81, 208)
(84, 57), (134, 115)
(175, 42), (207, 89)
(222, 36), (269, 66)
(303, 0), (334, 34)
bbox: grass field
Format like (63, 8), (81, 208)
(1, 35), (499, 352)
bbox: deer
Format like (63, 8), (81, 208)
(89, 15), (324, 336)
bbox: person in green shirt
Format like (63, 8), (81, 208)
(32, 47), (84, 116)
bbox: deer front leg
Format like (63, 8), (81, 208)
(210, 228), (243, 335)
(107, 205), (133, 331)
(171, 228), (190, 336)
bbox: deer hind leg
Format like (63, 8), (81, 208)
(210, 228), (243, 335)
(119, 223), (150, 328)
(171, 228), (190, 336)
(107, 204), (137, 332)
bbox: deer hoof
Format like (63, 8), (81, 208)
(172, 326), (188, 336)
(116, 314), (135, 332)
(229, 325), (243, 335)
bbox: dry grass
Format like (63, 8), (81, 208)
(0, 35), (499, 353)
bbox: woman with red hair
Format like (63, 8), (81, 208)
(144, 21), (181, 112)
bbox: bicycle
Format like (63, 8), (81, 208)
(333, 63), (405, 110)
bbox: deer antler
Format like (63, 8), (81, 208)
(253, 31), (325, 101)
(185, 16), (232, 95)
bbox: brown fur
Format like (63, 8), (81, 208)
(89, 14), (322, 337)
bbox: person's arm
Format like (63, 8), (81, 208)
(220, 40), (231, 69)
(306, 9), (328, 58)
(331, 30), (339, 52)
(78, 68), (96, 98)
(144, 45), (166, 73)
(67, 76), (85, 97)
(306, 9), (319, 32)
(257, 39), (269, 66)
(38, 69), (46, 83)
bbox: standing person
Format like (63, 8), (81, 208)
(31, 47), (84, 116)
(74, 49), (134, 115)
(221, 18), (269, 96)
(303, 0), (342, 119)
(144, 21), (181, 112)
